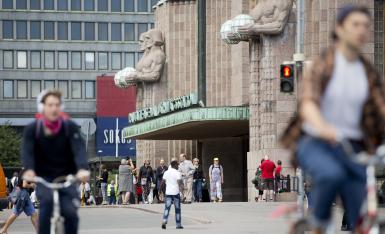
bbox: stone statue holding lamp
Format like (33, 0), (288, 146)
(114, 29), (166, 88)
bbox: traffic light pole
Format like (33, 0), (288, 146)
(294, 0), (305, 101)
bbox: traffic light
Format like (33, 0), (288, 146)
(280, 64), (294, 93)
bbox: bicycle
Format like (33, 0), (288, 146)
(24, 175), (77, 234)
(289, 139), (385, 234)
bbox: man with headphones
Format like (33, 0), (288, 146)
(22, 89), (89, 234)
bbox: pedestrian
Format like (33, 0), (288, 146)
(209, 157), (224, 203)
(98, 165), (109, 205)
(107, 180), (118, 205)
(260, 155), (276, 201)
(178, 153), (195, 204)
(118, 159), (135, 205)
(138, 159), (154, 204)
(79, 180), (91, 206)
(192, 158), (204, 202)
(275, 160), (282, 193)
(1, 170), (38, 234)
(161, 160), (184, 230)
(155, 159), (168, 203)
(253, 159), (264, 202)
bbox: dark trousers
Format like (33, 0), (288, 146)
(162, 194), (182, 227)
(36, 184), (79, 234)
(297, 136), (366, 229)
(109, 195), (116, 205)
(193, 179), (203, 202)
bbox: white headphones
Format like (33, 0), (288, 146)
(36, 89), (65, 113)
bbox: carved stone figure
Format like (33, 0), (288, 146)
(237, 0), (294, 36)
(114, 29), (166, 88)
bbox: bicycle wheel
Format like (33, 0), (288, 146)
(290, 219), (310, 234)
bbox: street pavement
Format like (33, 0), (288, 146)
(1, 202), (384, 234)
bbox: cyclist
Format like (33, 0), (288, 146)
(22, 89), (89, 234)
(281, 4), (385, 233)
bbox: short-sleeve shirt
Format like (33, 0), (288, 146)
(162, 168), (182, 196)
(260, 160), (276, 179)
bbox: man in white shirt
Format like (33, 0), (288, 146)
(178, 154), (195, 203)
(161, 160), (183, 229)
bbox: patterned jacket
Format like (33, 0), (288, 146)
(280, 46), (385, 161)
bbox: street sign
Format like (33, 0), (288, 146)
(81, 119), (97, 136)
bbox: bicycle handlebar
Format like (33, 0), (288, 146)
(23, 175), (77, 190)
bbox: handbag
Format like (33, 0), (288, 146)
(8, 187), (20, 204)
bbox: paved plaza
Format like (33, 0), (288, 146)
(2, 202), (380, 234)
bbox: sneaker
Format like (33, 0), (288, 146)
(176, 226), (184, 229)
(161, 223), (166, 229)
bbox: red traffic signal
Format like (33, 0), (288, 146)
(282, 65), (293, 78)
(280, 64), (295, 93)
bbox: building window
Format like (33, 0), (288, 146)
(31, 80), (41, 98)
(111, 0), (120, 12)
(85, 22), (95, 41)
(137, 0), (148, 12)
(111, 52), (121, 70)
(85, 81), (95, 99)
(16, 21), (27, 39)
(71, 0), (81, 11)
(30, 0), (41, 9)
(124, 0), (133, 12)
(58, 22), (68, 40)
(3, 20), (13, 39)
(151, 0), (157, 11)
(44, 51), (55, 69)
(3, 80), (13, 98)
(125, 52), (135, 67)
(111, 23), (121, 41)
(44, 0), (54, 10)
(98, 52), (108, 70)
(58, 0), (68, 10)
(31, 51), (41, 69)
(44, 80), (55, 89)
(150, 23), (154, 29)
(85, 52), (95, 70)
(71, 81), (82, 99)
(97, 0), (107, 11)
(44, 21), (55, 40)
(30, 21), (41, 39)
(17, 80), (27, 98)
(58, 51), (68, 69)
(2, 0), (13, 9)
(58, 81), (68, 98)
(3, 50), (13, 68)
(375, 0), (384, 78)
(137, 23), (148, 40)
(98, 23), (108, 41)
(124, 23), (135, 41)
(84, 0), (94, 11)
(16, 0), (27, 9)
(71, 51), (82, 69)
(17, 51), (27, 69)
(71, 22), (82, 40)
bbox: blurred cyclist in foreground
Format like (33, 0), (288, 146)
(281, 4), (385, 234)
(22, 89), (89, 234)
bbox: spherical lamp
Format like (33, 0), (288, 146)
(220, 20), (240, 44)
(231, 14), (255, 41)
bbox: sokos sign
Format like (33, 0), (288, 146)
(96, 117), (136, 157)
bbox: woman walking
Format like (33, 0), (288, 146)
(118, 159), (135, 205)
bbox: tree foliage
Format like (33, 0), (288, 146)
(0, 123), (21, 167)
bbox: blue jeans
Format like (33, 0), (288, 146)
(193, 179), (203, 202)
(109, 195), (116, 205)
(162, 194), (182, 227)
(297, 136), (366, 229)
(36, 184), (79, 234)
